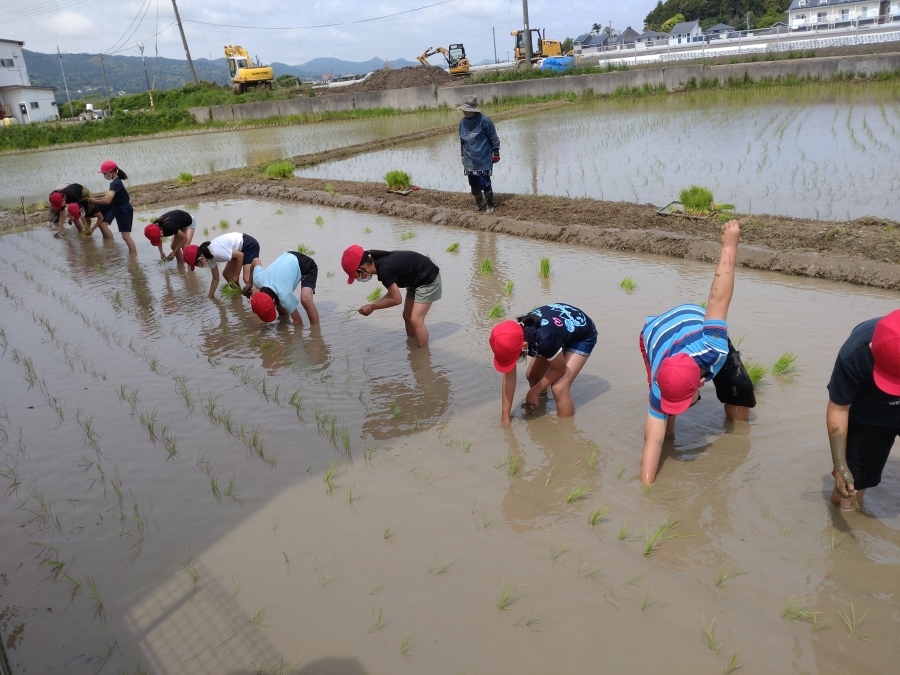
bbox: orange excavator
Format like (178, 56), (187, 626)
(416, 44), (470, 76)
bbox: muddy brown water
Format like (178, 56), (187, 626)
(1, 198), (898, 673)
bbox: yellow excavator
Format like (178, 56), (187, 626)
(510, 29), (563, 64)
(224, 45), (274, 94)
(416, 44), (470, 76)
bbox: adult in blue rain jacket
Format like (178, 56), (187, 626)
(458, 95), (500, 213)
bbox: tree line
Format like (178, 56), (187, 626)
(644, 0), (791, 32)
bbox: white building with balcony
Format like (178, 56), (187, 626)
(0, 39), (59, 124)
(788, 0), (900, 30)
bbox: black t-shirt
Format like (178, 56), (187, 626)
(109, 178), (129, 208)
(374, 251), (439, 289)
(289, 251), (318, 277)
(59, 183), (86, 203)
(828, 317), (900, 427)
(523, 304), (596, 361)
(156, 210), (192, 235)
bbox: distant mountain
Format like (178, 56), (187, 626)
(22, 50), (419, 103)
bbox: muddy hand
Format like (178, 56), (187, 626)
(721, 220), (741, 247)
(834, 467), (856, 499)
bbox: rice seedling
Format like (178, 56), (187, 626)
(202, 228), (209, 235)
(340, 426), (352, 455)
(84, 576), (105, 623)
(615, 463), (625, 480)
(224, 475), (237, 501)
(502, 280), (515, 295)
(488, 304), (505, 319)
(746, 362), (768, 387)
(176, 172), (194, 185)
(618, 522), (633, 541)
(265, 161), (295, 179)
(370, 582), (384, 595)
(539, 258), (550, 279)
(462, 440), (471, 453)
(363, 226), (372, 233)
(218, 219), (230, 230)
(347, 483), (358, 504)
(627, 571), (646, 586)
(506, 454), (519, 477)
(249, 605), (269, 626)
(175, 378), (194, 413)
(446, 242), (459, 252)
(837, 603), (870, 639)
(210, 475), (221, 503)
(315, 216), (324, 225)
(771, 352), (798, 376)
(399, 633), (414, 657)
(551, 542), (570, 561)
(383, 520), (394, 540)
(275, 209), (283, 215)
(725, 652), (742, 674)
(366, 287), (383, 302)
(384, 170), (412, 190)
(427, 549), (454, 575)
(323, 460), (340, 492)
(480, 257), (494, 274)
(498, 580), (518, 610)
(780, 524), (792, 537)
(390, 400), (402, 418)
(641, 588), (659, 611)
(829, 529), (845, 552)
(297, 244), (315, 256)
(715, 568), (747, 588)
(619, 276), (637, 291)
(400, 230), (416, 240)
(220, 282), (242, 298)
(325, 183), (336, 195)
(781, 596), (821, 625)
(139, 409), (159, 443)
(644, 520), (682, 556)
(370, 606), (385, 632)
(580, 562), (605, 579)
(515, 608), (542, 631)
(566, 485), (588, 504)
(588, 507), (610, 526)
(180, 555), (199, 596)
(162, 433), (178, 460)
(701, 615), (721, 653)
(587, 448), (599, 472)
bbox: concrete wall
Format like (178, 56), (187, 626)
(187, 53), (900, 124)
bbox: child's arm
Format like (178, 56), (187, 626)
(704, 220), (740, 322)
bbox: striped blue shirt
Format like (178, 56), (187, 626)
(642, 304), (728, 420)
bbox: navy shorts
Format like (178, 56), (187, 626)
(241, 234), (260, 263)
(565, 331), (597, 357)
(711, 339), (757, 408)
(845, 420), (899, 490)
(105, 204), (133, 233)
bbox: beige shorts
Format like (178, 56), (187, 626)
(406, 273), (442, 304)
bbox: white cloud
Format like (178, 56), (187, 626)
(14, 0), (650, 65)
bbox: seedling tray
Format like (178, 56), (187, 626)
(656, 201), (710, 220)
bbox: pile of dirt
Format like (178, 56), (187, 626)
(327, 66), (456, 94)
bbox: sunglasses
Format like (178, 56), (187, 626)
(356, 268), (373, 282)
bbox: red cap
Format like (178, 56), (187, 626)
(489, 320), (525, 373)
(250, 292), (277, 323)
(182, 244), (199, 270)
(872, 310), (900, 395)
(657, 353), (702, 415)
(66, 203), (81, 219)
(49, 192), (64, 210)
(144, 223), (162, 246)
(99, 160), (118, 173)
(341, 244), (364, 284)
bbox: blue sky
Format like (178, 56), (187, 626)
(6, 0), (648, 64)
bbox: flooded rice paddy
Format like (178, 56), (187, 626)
(0, 110), (458, 209)
(295, 83), (900, 221)
(1, 198), (899, 673)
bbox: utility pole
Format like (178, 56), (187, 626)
(171, 0), (198, 84)
(522, 0), (532, 68)
(56, 46), (74, 119)
(138, 44), (155, 111)
(746, 12), (752, 31)
(492, 27), (498, 63)
(99, 53), (112, 113)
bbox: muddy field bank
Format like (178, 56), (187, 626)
(5, 172), (899, 290)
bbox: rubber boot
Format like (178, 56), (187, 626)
(484, 191), (494, 214)
(471, 188), (486, 211)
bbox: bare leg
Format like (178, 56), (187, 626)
(525, 357), (551, 388)
(121, 231), (137, 254)
(172, 231), (189, 262)
(724, 403), (751, 421)
(222, 259), (240, 283)
(300, 287), (319, 324)
(403, 298), (432, 347)
(665, 415), (677, 436)
(831, 487), (865, 511)
(548, 352), (589, 418)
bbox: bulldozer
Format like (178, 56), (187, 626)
(510, 29), (563, 64)
(416, 44), (470, 76)
(224, 45), (275, 94)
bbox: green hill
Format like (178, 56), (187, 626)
(644, 1), (791, 32)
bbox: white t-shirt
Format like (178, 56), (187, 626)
(207, 232), (244, 268)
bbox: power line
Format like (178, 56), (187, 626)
(182, 0), (461, 30)
(104, 0), (152, 55)
(0, 0), (91, 23)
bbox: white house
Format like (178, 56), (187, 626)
(787, 0), (900, 30)
(668, 21), (704, 46)
(0, 39), (59, 124)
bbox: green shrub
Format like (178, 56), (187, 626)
(384, 170), (411, 190)
(264, 161), (295, 179)
(176, 172), (194, 186)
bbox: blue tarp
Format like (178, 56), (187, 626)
(540, 57), (574, 72)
